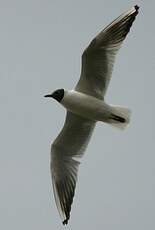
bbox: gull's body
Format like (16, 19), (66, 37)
(45, 5), (139, 225)
(62, 90), (112, 122)
(61, 90), (130, 126)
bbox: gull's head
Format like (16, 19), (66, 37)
(44, 88), (65, 102)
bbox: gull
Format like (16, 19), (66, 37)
(44, 5), (139, 225)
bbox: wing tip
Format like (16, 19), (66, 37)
(62, 218), (69, 225)
(134, 5), (140, 12)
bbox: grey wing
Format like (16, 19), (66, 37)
(51, 112), (96, 224)
(75, 5), (139, 99)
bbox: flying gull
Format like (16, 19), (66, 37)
(45, 5), (139, 225)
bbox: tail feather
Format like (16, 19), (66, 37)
(108, 106), (131, 130)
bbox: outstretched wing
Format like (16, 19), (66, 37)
(51, 112), (95, 224)
(75, 5), (139, 99)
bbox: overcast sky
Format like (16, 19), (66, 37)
(0, 0), (155, 229)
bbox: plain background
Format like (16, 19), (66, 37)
(0, 0), (154, 229)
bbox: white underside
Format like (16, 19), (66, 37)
(61, 90), (131, 130)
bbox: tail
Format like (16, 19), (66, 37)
(108, 105), (131, 130)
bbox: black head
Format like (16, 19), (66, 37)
(44, 88), (64, 102)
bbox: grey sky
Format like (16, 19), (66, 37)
(0, 0), (154, 229)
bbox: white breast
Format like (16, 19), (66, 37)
(61, 90), (112, 122)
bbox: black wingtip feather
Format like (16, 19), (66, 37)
(63, 219), (69, 225)
(134, 5), (139, 12)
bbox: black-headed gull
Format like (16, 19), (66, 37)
(45, 5), (139, 225)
